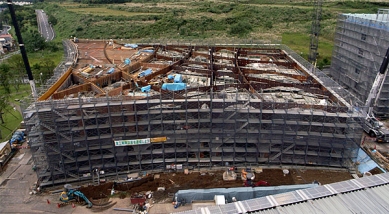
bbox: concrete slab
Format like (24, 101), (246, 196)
(19, 152), (32, 165)
(0, 164), (20, 184)
(1, 204), (45, 213)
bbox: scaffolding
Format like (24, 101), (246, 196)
(330, 10), (389, 118)
(23, 40), (363, 187)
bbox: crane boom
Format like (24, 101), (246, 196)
(365, 47), (389, 117)
(362, 47), (389, 143)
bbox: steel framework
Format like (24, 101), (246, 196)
(23, 41), (362, 187)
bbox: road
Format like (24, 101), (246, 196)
(36, 9), (54, 41)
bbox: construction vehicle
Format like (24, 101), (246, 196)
(59, 184), (93, 208)
(362, 47), (389, 143)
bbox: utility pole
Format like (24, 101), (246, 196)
(7, 0), (37, 99)
(308, 0), (323, 66)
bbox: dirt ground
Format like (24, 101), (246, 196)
(77, 168), (354, 203)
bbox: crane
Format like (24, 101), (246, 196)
(362, 47), (389, 143)
(365, 47), (389, 117)
(308, 0), (323, 65)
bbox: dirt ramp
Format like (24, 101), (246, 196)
(79, 176), (154, 199)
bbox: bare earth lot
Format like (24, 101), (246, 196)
(78, 168), (352, 203)
(0, 148), (353, 214)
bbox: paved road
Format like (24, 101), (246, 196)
(36, 9), (54, 41)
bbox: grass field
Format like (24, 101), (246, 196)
(41, 1), (351, 65)
(28, 50), (64, 66)
(0, 84), (30, 142)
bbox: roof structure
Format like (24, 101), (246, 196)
(38, 39), (349, 110)
(174, 173), (389, 214)
(0, 34), (13, 38)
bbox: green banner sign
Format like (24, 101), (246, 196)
(114, 138), (151, 146)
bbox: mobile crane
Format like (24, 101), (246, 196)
(362, 47), (389, 143)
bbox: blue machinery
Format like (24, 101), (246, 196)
(59, 184), (92, 208)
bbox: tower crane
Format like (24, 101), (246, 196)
(308, 0), (323, 66)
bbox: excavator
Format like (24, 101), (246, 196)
(59, 184), (93, 208)
(58, 184), (117, 209)
(362, 47), (389, 143)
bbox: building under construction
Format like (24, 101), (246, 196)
(330, 9), (389, 118)
(23, 40), (362, 187)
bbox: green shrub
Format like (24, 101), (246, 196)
(229, 21), (252, 36)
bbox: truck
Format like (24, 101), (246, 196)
(362, 117), (389, 143)
(362, 47), (389, 143)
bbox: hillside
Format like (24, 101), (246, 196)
(23, 1), (389, 67)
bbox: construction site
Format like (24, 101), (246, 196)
(20, 38), (364, 189)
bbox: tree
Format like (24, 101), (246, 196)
(32, 58), (56, 86)
(22, 30), (46, 52)
(0, 63), (11, 94)
(0, 94), (9, 124)
(7, 55), (26, 92)
(40, 58), (55, 79)
(0, 64), (11, 124)
(48, 15), (57, 26)
(32, 63), (42, 85)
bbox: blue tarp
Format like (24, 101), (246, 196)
(174, 74), (183, 83)
(107, 68), (115, 74)
(124, 58), (131, 65)
(168, 75), (174, 80)
(353, 148), (386, 173)
(10, 131), (24, 144)
(140, 50), (154, 53)
(124, 44), (138, 48)
(175, 184), (318, 204)
(161, 83), (186, 91)
(141, 85), (151, 93)
(138, 68), (153, 77)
